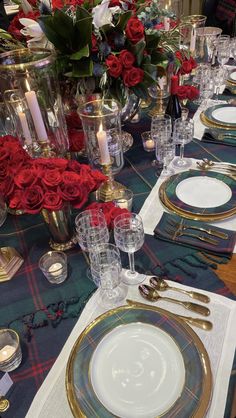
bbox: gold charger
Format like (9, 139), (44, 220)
(200, 112), (236, 131)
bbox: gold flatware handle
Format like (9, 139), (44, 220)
(177, 315), (213, 331)
(126, 299), (212, 330)
(187, 225), (228, 240)
(183, 301), (210, 316)
(181, 232), (218, 245)
(183, 290), (210, 303)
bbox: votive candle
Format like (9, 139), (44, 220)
(145, 139), (155, 150)
(0, 345), (15, 362)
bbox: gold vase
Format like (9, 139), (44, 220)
(41, 204), (76, 251)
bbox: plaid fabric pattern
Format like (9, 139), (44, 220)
(0, 107), (235, 417)
(215, 0), (236, 35)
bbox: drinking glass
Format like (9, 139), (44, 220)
(212, 67), (227, 97)
(89, 243), (127, 308)
(172, 118), (194, 169)
(114, 213), (145, 285)
(75, 209), (109, 252)
(151, 114), (172, 167)
(75, 209), (109, 281)
(157, 141), (175, 177)
(217, 39), (230, 67)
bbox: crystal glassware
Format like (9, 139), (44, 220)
(113, 189), (133, 211)
(157, 141), (175, 177)
(151, 114), (172, 167)
(89, 243), (127, 308)
(114, 213), (145, 285)
(75, 209), (109, 252)
(39, 251), (68, 284)
(141, 131), (155, 152)
(172, 118), (194, 169)
(0, 329), (22, 372)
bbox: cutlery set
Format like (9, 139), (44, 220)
(164, 217), (227, 245)
(196, 159), (236, 177)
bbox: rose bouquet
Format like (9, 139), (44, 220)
(7, 0), (180, 104)
(0, 136), (106, 213)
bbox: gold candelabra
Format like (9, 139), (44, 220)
(97, 162), (126, 202)
(149, 88), (164, 117)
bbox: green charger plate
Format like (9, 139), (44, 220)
(204, 104), (236, 128)
(66, 305), (212, 418)
(164, 170), (236, 217)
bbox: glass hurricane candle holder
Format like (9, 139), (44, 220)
(78, 99), (125, 201)
(0, 48), (69, 158)
(0, 329), (22, 372)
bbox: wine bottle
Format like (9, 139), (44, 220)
(165, 75), (182, 121)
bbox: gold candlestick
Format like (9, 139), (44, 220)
(0, 247), (24, 282)
(97, 163), (126, 202)
(149, 88), (164, 117)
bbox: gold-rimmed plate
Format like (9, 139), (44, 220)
(158, 171), (236, 222)
(201, 109), (236, 130)
(66, 306), (212, 418)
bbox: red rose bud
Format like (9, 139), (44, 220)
(105, 54), (122, 78)
(123, 67), (144, 87)
(187, 86), (199, 100)
(21, 185), (44, 214)
(44, 191), (63, 211)
(119, 50), (135, 69)
(125, 17), (144, 44)
(176, 85), (188, 100)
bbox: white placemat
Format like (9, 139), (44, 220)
(25, 278), (236, 418)
(139, 157), (236, 252)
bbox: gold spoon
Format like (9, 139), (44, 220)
(149, 276), (210, 303)
(126, 299), (213, 331)
(139, 284), (210, 316)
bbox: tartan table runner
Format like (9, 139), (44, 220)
(0, 110), (236, 417)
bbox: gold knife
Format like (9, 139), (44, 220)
(126, 299), (213, 331)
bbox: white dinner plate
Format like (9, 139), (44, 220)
(211, 106), (236, 124)
(175, 176), (232, 208)
(90, 323), (185, 418)
(229, 70), (236, 81)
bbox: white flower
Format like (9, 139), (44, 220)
(92, 0), (120, 29)
(19, 18), (46, 46)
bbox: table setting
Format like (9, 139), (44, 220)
(0, 1), (236, 417)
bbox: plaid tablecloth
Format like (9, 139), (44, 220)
(0, 110), (235, 418)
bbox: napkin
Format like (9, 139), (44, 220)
(154, 212), (236, 258)
(201, 129), (236, 146)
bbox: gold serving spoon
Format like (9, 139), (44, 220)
(149, 276), (210, 303)
(126, 299), (213, 331)
(139, 284), (210, 316)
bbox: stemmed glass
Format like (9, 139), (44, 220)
(157, 139), (175, 177)
(150, 114), (172, 167)
(89, 243), (127, 308)
(217, 39), (230, 68)
(114, 213), (145, 285)
(75, 209), (109, 282)
(172, 118), (194, 169)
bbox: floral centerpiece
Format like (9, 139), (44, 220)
(7, 0), (179, 105)
(0, 135), (106, 213)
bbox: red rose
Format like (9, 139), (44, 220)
(91, 33), (98, 52)
(176, 85), (188, 100)
(8, 190), (24, 210)
(189, 56), (197, 69)
(187, 86), (199, 100)
(42, 169), (62, 187)
(180, 60), (193, 75)
(123, 67), (144, 87)
(14, 168), (39, 189)
(106, 54), (122, 78)
(175, 51), (183, 62)
(65, 111), (82, 130)
(119, 50), (135, 69)
(21, 185), (44, 214)
(109, 0), (120, 6)
(44, 191), (63, 211)
(61, 171), (81, 184)
(58, 183), (88, 209)
(0, 161), (8, 180)
(0, 147), (9, 161)
(35, 158), (68, 171)
(0, 176), (15, 198)
(68, 129), (85, 152)
(125, 17), (144, 44)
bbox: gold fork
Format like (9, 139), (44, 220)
(165, 226), (218, 245)
(167, 218), (228, 240)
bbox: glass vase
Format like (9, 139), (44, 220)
(0, 48), (69, 158)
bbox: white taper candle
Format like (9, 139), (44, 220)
(25, 91), (48, 142)
(97, 125), (111, 165)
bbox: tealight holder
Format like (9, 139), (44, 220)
(0, 329), (22, 372)
(0, 48), (69, 158)
(141, 131), (155, 152)
(78, 99), (126, 202)
(39, 251), (68, 284)
(113, 188), (133, 211)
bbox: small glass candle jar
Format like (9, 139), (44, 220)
(113, 189), (133, 211)
(141, 131), (155, 152)
(0, 329), (22, 372)
(39, 251), (68, 284)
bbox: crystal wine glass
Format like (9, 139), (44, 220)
(217, 39), (230, 67)
(114, 213), (145, 285)
(89, 243), (127, 308)
(151, 114), (172, 167)
(172, 118), (194, 169)
(75, 209), (109, 282)
(157, 141), (175, 177)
